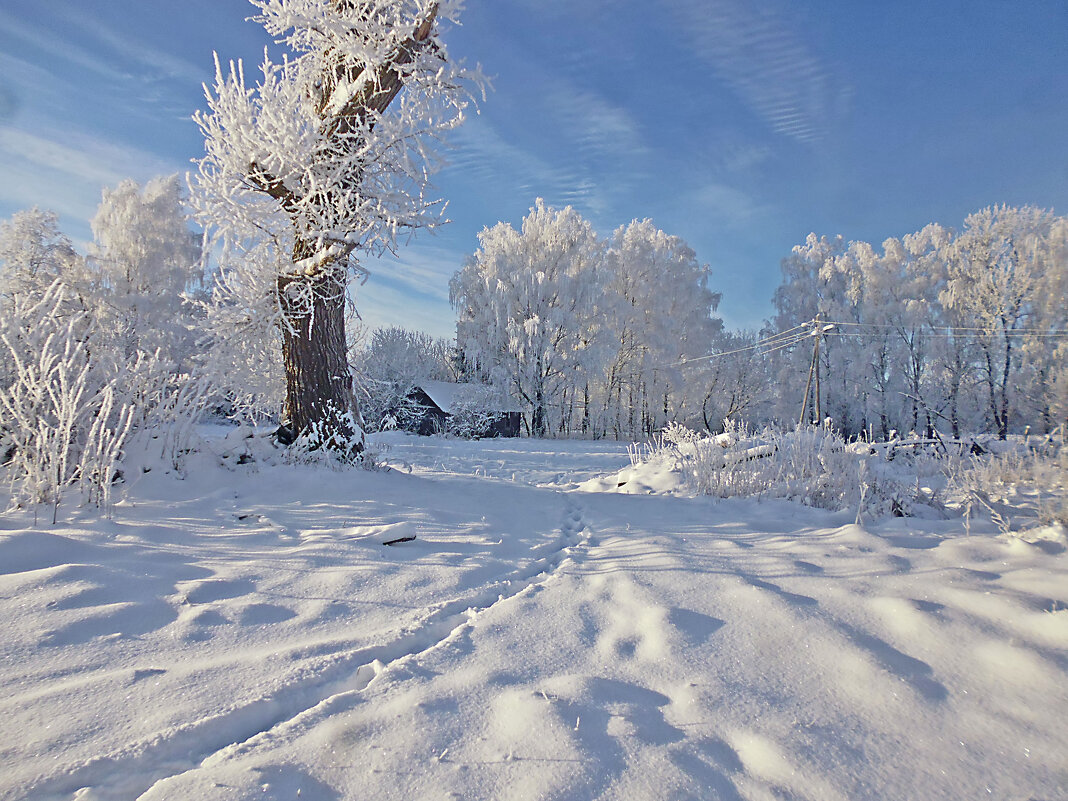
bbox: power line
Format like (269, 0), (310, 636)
(819, 329), (1068, 340)
(673, 326), (810, 367)
(670, 312), (1068, 372)
(824, 320), (1068, 335)
(761, 336), (812, 357)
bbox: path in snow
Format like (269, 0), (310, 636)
(1, 433), (1066, 800)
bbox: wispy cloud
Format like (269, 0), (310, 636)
(721, 142), (773, 174)
(0, 8), (130, 85)
(546, 82), (647, 163)
(60, 6), (205, 85)
(445, 88), (649, 225)
(0, 7), (203, 86)
(0, 128), (134, 188)
(364, 243), (463, 305)
(690, 182), (769, 228)
(355, 263), (458, 341)
(0, 125), (185, 240)
(664, 0), (840, 144)
(445, 117), (604, 212)
(0, 6), (207, 124)
(0, 7), (202, 233)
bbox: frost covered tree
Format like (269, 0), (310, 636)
(598, 219), (721, 438)
(1026, 216), (1068, 431)
(0, 209), (92, 394)
(451, 201), (604, 437)
(191, 0), (476, 451)
(770, 233), (855, 429)
(89, 175), (203, 369)
(942, 206), (1052, 439)
(452, 205), (725, 439)
(897, 222), (977, 438)
(0, 208), (88, 311)
(851, 239), (907, 439)
(894, 224), (954, 434)
(697, 330), (771, 432)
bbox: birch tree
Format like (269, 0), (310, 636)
(451, 201), (604, 437)
(89, 175), (203, 369)
(0, 208), (87, 311)
(600, 219), (721, 437)
(942, 206), (1051, 439)
(1026, 216), (1068, 431)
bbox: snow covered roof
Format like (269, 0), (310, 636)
(416, 380), (522, 414)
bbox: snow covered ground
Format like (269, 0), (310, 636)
(2, 431), (1066, 800)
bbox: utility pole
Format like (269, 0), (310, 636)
(814, 313), (822, 424)
(799, 314), (821, 427)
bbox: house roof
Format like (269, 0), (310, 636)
(416, 380), (522, 414)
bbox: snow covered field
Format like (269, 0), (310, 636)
(2, 432), (1066, 800)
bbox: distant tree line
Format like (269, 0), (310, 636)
(766, 205), (1066, 440)
(4, 194), (1063, 463)
(433, 202), (1065, 441)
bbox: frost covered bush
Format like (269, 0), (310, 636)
(0, 281), (211, 518)
(121, 357), (214, 475)
(637, 421), (1067, 524)
(0, 284), (135, 518)
(642, 422), (919, 516)
(285, 405), (364, 466)
(446, 398), (498, 439)
(943, 436), (1068, 530)
(0, 179), (216, 515)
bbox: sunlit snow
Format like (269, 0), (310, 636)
(2, 430), (1064, 800)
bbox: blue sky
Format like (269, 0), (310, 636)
(1, 0), (1066, 338)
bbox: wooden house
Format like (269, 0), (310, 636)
(408, 381), (522, 438)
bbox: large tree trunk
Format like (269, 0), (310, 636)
(276, 242), (361, 453)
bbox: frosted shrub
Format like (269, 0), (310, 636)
(116, 351), (213, 473)
(944, 439), (1068, 530)
(445, 399), (497, 439)
(0, 282), (212, 518)
(641, 422), (918, 516)
(355, 376), (425, 434)
(638, 421), (1067, 525)
(285, 405), (365, 467)
(77, 385), (136, 512)
(0, 284), (135, 519)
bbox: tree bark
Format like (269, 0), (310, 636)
(532, 360), (546, 437)
(276, 241), (359, 452)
